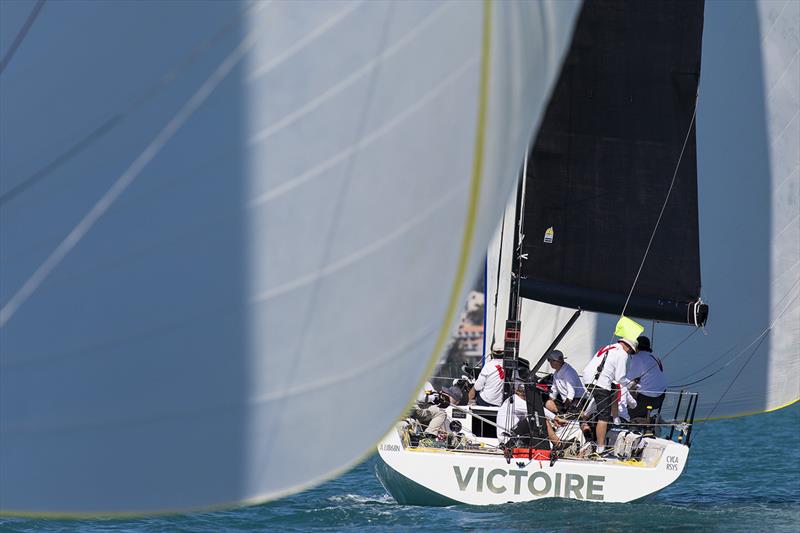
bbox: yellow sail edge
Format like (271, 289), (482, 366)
(695, 396), (799, 423)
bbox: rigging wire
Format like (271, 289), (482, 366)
(670, 277), (800, 385)
(661, 326), (701, 359)
(0, 0), (46, 76)
(577, 92), (701, 422)
(551, 290), (797, 446)
(564, 92), (701, 447)
(687, 334), (769, 441)
(616, 92), (699, 328)
(669, 291), (799, 389)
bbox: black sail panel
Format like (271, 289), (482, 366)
(520, 0), (707, 325)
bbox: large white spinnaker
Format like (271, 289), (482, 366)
(666, 0), (799, 418)
(498, 0), (799, 420)
(0, 0), (581, 515)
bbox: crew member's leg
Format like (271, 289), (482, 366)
(422, 406), (447, 435)
(592, 388), (613, 452)
(545, 398), (559, 414)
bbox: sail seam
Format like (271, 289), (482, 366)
(0, 0), (46, 76)
(248, 54), (479, 208)
(248, 1), (453, 146)
(0, 26), (260, 329)
(247, 0), (364, 81)
(760, 0), (791, 46)
(766, 48), (798, 98)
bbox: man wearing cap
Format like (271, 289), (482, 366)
(581, 337), (637, 452)
(411, 386), (462, 437)
(544, 350), (585, 415)
(626, 335), (667, 419)
(468, 348), (505, 407)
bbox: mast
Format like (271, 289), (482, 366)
(501, 157), (526, 396)
(500, 152), (551, 450)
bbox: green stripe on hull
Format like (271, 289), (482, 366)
(374, 457), (460, 507)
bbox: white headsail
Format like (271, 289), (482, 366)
(0, 0), (581, 515)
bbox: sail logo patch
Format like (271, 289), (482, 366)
(543, 227), (554, 244)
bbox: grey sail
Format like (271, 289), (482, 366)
(0, 0), (582, 516)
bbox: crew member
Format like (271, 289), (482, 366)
(581, 337), (637, 452)
(411, 386), (462, 437)
(544, 350), (585, 415)
(613, 383), (638, 425)
(468, 347), (505, 407)
(626, 335), (667, 419)
(496, 382), (528, 444)
(545, 416), (586, 448)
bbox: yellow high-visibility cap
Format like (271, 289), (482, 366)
(615, 316), (644, 340)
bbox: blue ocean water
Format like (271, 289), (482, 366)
(3, 404), (798, 532)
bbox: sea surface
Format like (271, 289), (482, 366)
(3, 403), (799, 532)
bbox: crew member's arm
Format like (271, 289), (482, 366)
(563, 378), (575, 403)
(614, 351), (632, 389)
(474, 363), (489, 392)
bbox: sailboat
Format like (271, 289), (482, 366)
(0, 0), (795, 517)
(376, 0), (799, 505)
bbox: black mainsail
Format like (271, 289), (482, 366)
(519, 0), (708, 326)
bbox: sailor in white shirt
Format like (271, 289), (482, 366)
(615, 384), (638, 424)
(497, 382), (586, 448)
(468, 348), (505, 407)
(496, 384), (529, 444)
(581, 337), (637, 452)
(626, 335), (667, 419)
(544, 350), (585, 414)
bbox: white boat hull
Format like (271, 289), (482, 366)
(375, 425), (689, 506)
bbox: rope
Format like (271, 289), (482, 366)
(669, 289), (798, 388)
(571, 93), (701, 444)
(687, 335), (769, 443)
(565, 94), (699, 446)
(616, 93), (699, 325)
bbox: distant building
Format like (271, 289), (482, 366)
(445, 290), (486, 365)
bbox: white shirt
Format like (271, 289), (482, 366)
(581, 343), (631, 391)
(617, 385), (638, 421)
(496, 394), (528, 443)
(626, 351), (667, 396)
(474, 356), (505, 406)
(549, 362), (585, 402)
